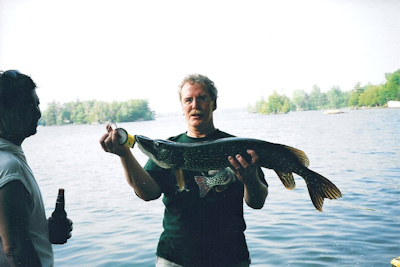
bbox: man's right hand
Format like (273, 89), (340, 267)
(99, 124), (131, 157)
(48, 217), (73, 244)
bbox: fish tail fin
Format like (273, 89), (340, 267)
(304, 169), (342, 212)
(274, 171), (296, 189)
(194, 176), (212, 197)
(174, 169), (186, 192)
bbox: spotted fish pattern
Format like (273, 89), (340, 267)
(194, 168), (237, 197)
(135, 135), (342, 211)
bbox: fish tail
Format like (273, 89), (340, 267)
(304, 169), (342, 212)
(274, 171), (296, 189)
(174, 169), (186, 192)
(194, 176), (212, 197)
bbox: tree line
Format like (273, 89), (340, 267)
(249, 69), (400, 114)
(40, 99), (154, 126)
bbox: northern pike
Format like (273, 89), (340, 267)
(134, 135), (342, 211)
(194, 168), (237, 197)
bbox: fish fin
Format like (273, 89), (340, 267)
(194, 175), (212, 197)
(285, 146), (310, 167)
(304, 169), (342, 212)
(208, 169), (224, 176)
(215, 184), (229, 193)
(274, 171), (296, 189)
(174, 169), (186, 192)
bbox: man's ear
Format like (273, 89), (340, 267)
(213, 99), (217, 111)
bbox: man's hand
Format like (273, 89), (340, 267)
(99, 124), (131, 157)
(228, 150), (268, 209)
(48, 217), (73, 245)
(228, 149), (260, 185)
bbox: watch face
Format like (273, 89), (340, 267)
(116, 128), (128, 145)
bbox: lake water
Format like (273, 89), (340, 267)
(22, 108), (400, 267)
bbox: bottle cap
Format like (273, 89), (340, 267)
(107, 123), (135, 148)
(116, 128), (135, 148)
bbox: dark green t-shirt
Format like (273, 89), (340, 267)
(144, 129), (266, 267)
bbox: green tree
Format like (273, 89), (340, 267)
(41, 99), (154, 126)
(255, 97), (266, 114)
(292, 89), (308, 111)
(281, 96), (290, 113)
(41, 101), (58, 126)
(308, 85), (324, 110)
(268, 91), (282, 114)
(74, 104), (86, 124)
(326, 86), (343, 108)
(382, 70), (400, 101)
(251, 69), (400, 111)
(359, 85), (382, 107)
(255, 92), (291, 114)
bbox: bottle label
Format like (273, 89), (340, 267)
(108, 124), (135, 148)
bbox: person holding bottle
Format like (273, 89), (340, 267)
(100, 73), (268, 267)
(0, 70), (73, 267)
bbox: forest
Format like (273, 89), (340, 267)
(40, 99), (154, 126)
(248, 69), (400, 114)
(40, 70), (399, 125)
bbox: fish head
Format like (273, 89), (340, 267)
(135, 135), (178, 169)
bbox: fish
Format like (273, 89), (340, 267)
(194, 168), (237, 197)
(134, 135), (342, 211)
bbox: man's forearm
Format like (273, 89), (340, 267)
(5, 239), (42, 267)
(244, 179), (268, 209)
(120, 153), (162, 201)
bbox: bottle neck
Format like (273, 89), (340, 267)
(55, 198), (65, 210)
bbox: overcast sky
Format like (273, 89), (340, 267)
(1, 0), (399, 113)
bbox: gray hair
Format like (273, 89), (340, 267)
(178, 73), (218, 102)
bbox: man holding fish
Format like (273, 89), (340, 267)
(100, 74), (268, 267)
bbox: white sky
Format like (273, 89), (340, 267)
(1, 0), (399, 113)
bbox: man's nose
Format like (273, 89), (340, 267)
(191, 98), (199, 109)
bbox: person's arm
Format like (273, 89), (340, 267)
(0, 180), (42, 267)
(228, 150), (268, 209)
(99, 126), (161, 201)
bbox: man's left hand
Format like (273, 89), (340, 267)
(228, 150), (259, 185)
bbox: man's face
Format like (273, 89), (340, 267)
(181, 82), (215, 130)
(0, 89), (41, 144)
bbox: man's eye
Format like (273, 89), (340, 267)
(185, 98), (193, 104)
(198, 96), (207, 102)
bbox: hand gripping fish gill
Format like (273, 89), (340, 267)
(134, 135), (342, 211)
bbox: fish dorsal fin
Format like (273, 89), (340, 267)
(284, 145), (310, 167)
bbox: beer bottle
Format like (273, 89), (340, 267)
(48, 188), (69, 244)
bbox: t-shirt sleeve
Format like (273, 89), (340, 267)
(144, 159), (175, 194)
(0, 157), (33, 196)
(0, 173), (33, 196)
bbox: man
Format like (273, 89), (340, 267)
(0, 70), (72, 267)
(100, 74), (268, 267)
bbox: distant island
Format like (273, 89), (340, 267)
(248, 69), (400, 114)
(40, 99), (154, 126)
(39, 69), (399, 125)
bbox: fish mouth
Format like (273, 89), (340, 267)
(135, 135), (155, 155)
